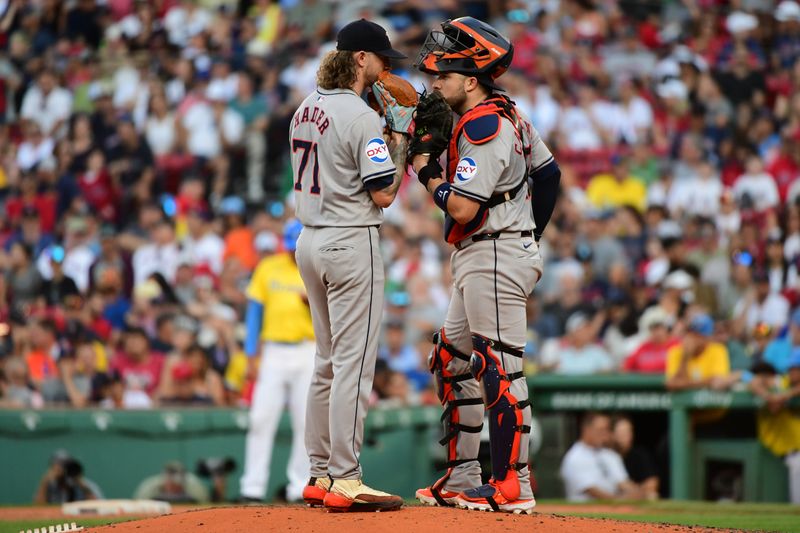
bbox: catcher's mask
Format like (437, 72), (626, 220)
(414, 17), (513, 91)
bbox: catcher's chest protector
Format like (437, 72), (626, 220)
(443, 96), (529, 244)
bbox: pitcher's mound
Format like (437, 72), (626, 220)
(87, 505), (708, 532)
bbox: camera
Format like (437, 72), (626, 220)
(195, 457), (236, 478)
(60, 458), (84, 480)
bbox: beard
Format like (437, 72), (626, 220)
(438, 86), (467, 114)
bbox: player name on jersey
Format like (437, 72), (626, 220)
(293, 104), (330, 135)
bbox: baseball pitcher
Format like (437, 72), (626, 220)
(290, 19), (416, 512)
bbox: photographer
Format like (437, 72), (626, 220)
(34, 450), (103, 504)
(134, 461), (210, 503)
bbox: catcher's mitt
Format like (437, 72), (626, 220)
(408, 91), (452, 159)
(371, 71), (419, 134)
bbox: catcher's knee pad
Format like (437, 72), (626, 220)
(470, 333), (531, 496)
(427, 328), (483, 505)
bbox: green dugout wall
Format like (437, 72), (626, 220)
(0, 407), (442, 504)
(0, 376), (791, 503)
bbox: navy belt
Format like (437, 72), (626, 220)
(454, 230), (532, 250)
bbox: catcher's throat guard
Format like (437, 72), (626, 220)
(426, 328), (483, 506)
(470, 333), (531, 499)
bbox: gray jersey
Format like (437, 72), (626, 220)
(450, 110), (553, 236)
(290, 88), (396, 227)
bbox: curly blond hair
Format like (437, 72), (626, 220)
(316, 50), (358, 90)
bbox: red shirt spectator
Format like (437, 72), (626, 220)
(111, 327), (165, 395)
(78, 150), (119, 223)
(623, 307), (678, 373)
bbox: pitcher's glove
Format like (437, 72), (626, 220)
(408, 91), (452, 160)
(371, 71), (419, 135)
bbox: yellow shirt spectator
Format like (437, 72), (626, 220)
(586, 173), (647, 212)
(665, 341), (731, 383)
(586, 156), (646, 212)
(665, 313), (731, 389)
(247, 252), (314, 344)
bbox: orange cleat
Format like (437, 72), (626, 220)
(303, 477), (331, 507)
(322, 479), (403, 512)
(455, 482), (536, 514)
(415, 486), (460, 507)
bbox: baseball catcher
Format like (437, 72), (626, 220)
(409, 17), (561, 514)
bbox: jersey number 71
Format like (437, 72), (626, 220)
(292, 139), (321, 195)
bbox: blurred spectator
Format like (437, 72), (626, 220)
(560, 412), (644, 502)
(539, 311), (613, 375)
(378, 317), (427, 392)
(750, 349), (800, 504)
(160, 344), (224, 406)
(20, 70), (72, 138)
(666, 314), (735, 391)
(732, 155), (779, 212)
(110, 326), (164, 405)
(56, 338), (104, 408)
(7, 241), (44, 310)
(586, 155), (647, 212)
(181, 206), (224, 275)
(763, 309), (800, 374)
(24, 318), (61, 388)
(134, 461), (210, 504)
(611, 415), (659, 501)
(623, 306), (678, 373)
(0, 356), (43, 408)
(42, 245), (80, 307)
(220, 196), (259, 272)
(132, 219), (181, 285)
(733, 269), (790, 337)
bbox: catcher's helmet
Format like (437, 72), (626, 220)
(414, 17), (514, 91)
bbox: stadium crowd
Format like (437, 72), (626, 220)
(0, 0), (800, 420)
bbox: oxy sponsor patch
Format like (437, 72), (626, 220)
(365, 137), (389, 163)
(455, 157), (477, 183)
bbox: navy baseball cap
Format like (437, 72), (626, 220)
(336, 19), (406, 59)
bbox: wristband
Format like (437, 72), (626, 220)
(433, 182), (451, 213)
(417, 159), (443, 188)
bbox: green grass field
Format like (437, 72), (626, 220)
(1, 501), (799, 533)
(0, 517), (133, 533)
(548, 501), (800, 532)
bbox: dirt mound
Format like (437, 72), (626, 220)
(86, 505), (712, 532)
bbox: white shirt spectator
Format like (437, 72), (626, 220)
(667, 176), (722, 217)
(734, 292), (790, 332)
(146, 113), (177, 156)
(16, 137), (55, 171)
(560, 441), (630, 502)
(133, 242), (181, 285)
(611, 97), (653, 145)
(63, 244), (97, 294)
(20, 84), (72, 137)
(182, 101), (244, 158)
(164, 5), (212, 47)
(38, 243), (97, 293)
(558, 106), (603, 150)
(530, 88), (560, 142)
(539, 338), (614, 375)
(206, 74), (240, 103)
(180, 232), (225, 274)
(732, 171), (779, 211)
(279, 57), (321, 98)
